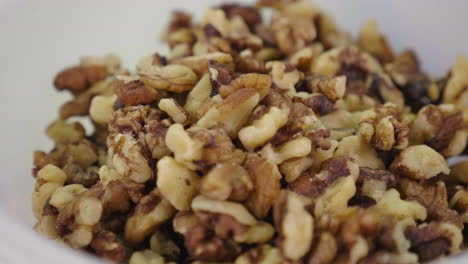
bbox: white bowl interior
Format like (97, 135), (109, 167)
(0, 0), (467, 263)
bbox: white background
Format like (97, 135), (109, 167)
(0, 0), (467, 263)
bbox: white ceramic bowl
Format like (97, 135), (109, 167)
(0, 0), (467, 263)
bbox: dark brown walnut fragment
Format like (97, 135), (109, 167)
(295, 94), (334, 116)
(405, 222), (463, 261)
(114, 78), (159, 106)
(399, 178), (463, 228)
(351, 167), (396, 207)
(219, 4), (262, 29)
(54, 65), (108, 92)
(385, 50), (440, 111)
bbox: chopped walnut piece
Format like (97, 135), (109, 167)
(274, 190), (314, 260)
(197, 88), (260, 138)
(157, 156), (199, 210)
(405, 222), (463, 261)
(390, 145), (450, 180)
(125, 189), (176, 244)
(442, 55), (468, 110)
(244, 153), (281, 219)
(372, 189), (427, 221)
(54, 65), (108, 92)
(114, 78), (159, 106)
(46, 120), (85, 144)
(90, 231), (128, 262)
(399, 178), (463, 228)
(219, 73), (271, 99)
(139, 64), (198, 93)
(334, 135), (385, 169)
(271, 13), (316, 55)
(200, 163), (253, 201)
(307, 75), (346, 102)
(235, 245), (283, 264)
(358, 20), (394, 63)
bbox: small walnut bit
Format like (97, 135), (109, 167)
(108, 133), (153, 183)
(334, 135), (385, 169)
(374, 218), (418, 262)
(405, 222), (463, 261)
(296, 93), (335, 116)
(372, 189), (427, 221)
(339, 210), (383, 264)
(236, 49), (266, 73)
(390, 145), (449, 180)
(185, 74), (213, 116)
(197, 88), (260, 138)
(62, 163), (99, 188)
(219, 3), (262, 29)
(157, 156), (199, 211)
(138, 63), (198, 93)
(150, 230), (181, 259)
(243, 153), (281, 219)
(307, 232), (338, 264)
(314, 175), (356, 217)
(274, 190), (314, 261)
(192, 195), (257, 226)
(260, 136), (311, 165)
(59, 79), (114, 119)
(289, 44), (324, 72)
(227, 16), (263, 51)
(219, 73), (272, 99)
(266, 61), (302, 96)
(124, 189), (176, 244)
(410, 105), (467, 157)
(307, 75), (346, 102)
(185, 224), (240, 262)
(316, 12), (353, 49)
(173, 211), (201, 236)
(208, 60), (234, 94)
(385, 50), (439, 112)
(46, 120), (85, 144)
(290, 156), (359, 199)
(129, 249), (172, 264)
(54, 65), (108, 92)
(165, 124), (242, 169)
(175, 52), (234, 76)
(90, 230), (128, 262)
(234, 245), (283, 264)
(89, 94), (117, 125)
(166, 11), (192, 34)
(158, 98), (189, 124)
(32, 165), (67, 219)
(49, 184), (86, 210)
(357, 167), (396, 201)
(450, 188), (468, 223)
(239, 106), (289, 151)
(271, 13), (316, 55)
(358, 20), (394, 63)
(443, 54), (468, 110)
(114, 78), (159, 106)
(192, 196), (274, 244)
(200, 163), (253, 202)
(34, 215), (59, 239)
(448, 161), (468, 184)
(399, 178), (463, 228)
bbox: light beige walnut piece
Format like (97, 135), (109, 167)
(139, 63), (198, 93)
(390, 145), (449, 180)
(274, 191), (314, 261)
(90, 94), (118, 124)
(158, 98), (189, 124)
(234, 245), (283, 264)
(334, 135), (385, 169)
(184, 74), (212, 116)
(200, 163), (253, 201)
(157, 156), (199, 211)
(238, 106), (289, 151)
(260, 137), (312, 164)
(358, 20), (394, 63)
(125, 190), (176, 244)
(266, 61), (303, 96)
(443, 55), (468, 110)
(197, 88), (260, 138)
(372, 189), (427, 221)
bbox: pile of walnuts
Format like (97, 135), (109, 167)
(32, 1), (468, 263)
